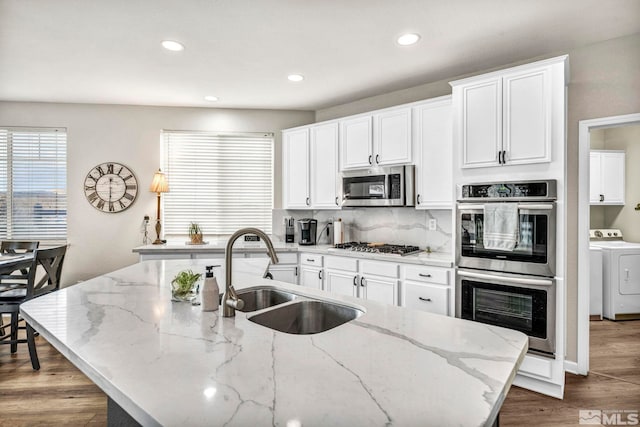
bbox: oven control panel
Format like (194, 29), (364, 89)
(460, 180), (556, 201)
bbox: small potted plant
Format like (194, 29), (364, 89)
(171, 269), (202, 301)
(189, 222), (204, 244)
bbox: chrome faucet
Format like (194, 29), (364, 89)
(222, 227), (279, 317)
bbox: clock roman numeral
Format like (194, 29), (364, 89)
(106, 163), (114, 174)
(87, 192), (98, 203)
(109, 202), (115, 212)
(86, 175), (97, 183)
(126, 184), (137, 191)
(123, 192), (135, 201)
(85, 184), (96, 191)
(122, 174), (134, 181)
(117, 166), (123, 175)
(97, 166), (105, 177)
(119, 200), (126, 210)
(96, 199), (105, 210)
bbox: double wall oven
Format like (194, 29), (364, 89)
(456, 180), (557, 357)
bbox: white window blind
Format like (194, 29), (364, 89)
(162, 130), (273, 236)
(0, 127), (67, 240)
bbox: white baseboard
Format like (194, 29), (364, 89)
(564, 360), (585, 376)
(513, 374), (564, 399)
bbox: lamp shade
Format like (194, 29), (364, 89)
(149, 169), (169, 193)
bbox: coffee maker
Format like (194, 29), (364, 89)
(298, 218), (318, 245)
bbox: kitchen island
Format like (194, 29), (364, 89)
(21, 258), (527, 427)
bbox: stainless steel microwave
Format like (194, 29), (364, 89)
(342, 165), (414, 207)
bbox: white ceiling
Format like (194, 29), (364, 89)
(1, 0), (639, 111)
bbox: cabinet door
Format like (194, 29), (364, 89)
(325, 269), (357, 298)
(340, 116), (373, 170)
(282, 129), (310, 209)
(589, 152), (603, 204)
(503, 67), (551, 165)
(413, 98), (453, 209)
(299, 266), (322, 290)
(361, 275), (397, 306)
(374, 108), (412, 166)
(310, 122), (341, 209)
(268, 266), (298, 285)
(403, 281), (449, 315)
(601, 152), (625, 205)
(459, 77), (502, 168)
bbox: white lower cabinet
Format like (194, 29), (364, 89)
(400, 265), (452, 316)
(299, 253), (323, 289)
(360, 275), (397, 306)
(325, 269), (358, 298)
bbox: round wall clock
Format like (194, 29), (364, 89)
(84, 162), (138, 213)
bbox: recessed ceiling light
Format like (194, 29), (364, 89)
(397, 33), (421, 46)
(204, 95), (219, 102)
(287, 74), (304, 82)
(161, 40), (185, 51)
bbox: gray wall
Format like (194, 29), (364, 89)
(0, 102), (314, 285)
(316, 33), (640, 363)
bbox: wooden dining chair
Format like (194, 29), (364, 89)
(0, 245), (67, 370)
(0, 241), (39, 335)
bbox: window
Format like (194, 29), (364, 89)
(0, 127), (67, 241)
(162, 130), (273, 236)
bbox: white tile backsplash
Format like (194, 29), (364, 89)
(272, 207), (452, 253)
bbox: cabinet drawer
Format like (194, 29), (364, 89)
(361, 260), (399, 278)
(325, 255), (358, 271)
(403, 265), (449, 285)
(300, 253), (323, 267)
(403, 282), (449, 316)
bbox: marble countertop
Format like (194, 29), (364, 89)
(133, 241), (454, 267)
(22, 258), (527, 426)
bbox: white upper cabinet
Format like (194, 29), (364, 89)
(283, 124), (341, 210)
(282, 128), (310, 209)
(452, 58), (561, 169)
(340, 116), (373, 170)
(590, 150), (625, 205)
(413, 96), (453, 209)
(310, 122), (341, 209)
(373, 107), (412, 166)
(340, 107), (412, 170)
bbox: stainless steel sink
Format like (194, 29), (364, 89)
(248, 300), (363, 334)
(235, 287), (298, 312)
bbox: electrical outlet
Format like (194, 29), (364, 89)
(428, 219), (437, 231)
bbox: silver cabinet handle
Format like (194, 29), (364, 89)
(418, 297), (432, 302)
(418, 273), (432, 278)
(360, 276), (365, 287)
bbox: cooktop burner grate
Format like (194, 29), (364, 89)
(333, 242), (421, 256)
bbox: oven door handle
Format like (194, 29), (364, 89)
(457, 203), (554, 211)
(457, 270), (554, 286)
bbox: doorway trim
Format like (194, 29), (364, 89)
(577, 112), (640, 375)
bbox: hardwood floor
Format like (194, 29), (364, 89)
(502, 320), (640, 426)
(1, 320), (638, 426)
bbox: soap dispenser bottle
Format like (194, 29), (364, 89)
(202, 266), (219, 311)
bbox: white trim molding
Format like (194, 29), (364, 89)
(577, 112), (640, 376)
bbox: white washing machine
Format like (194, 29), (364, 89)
(590, 229), (640, 320)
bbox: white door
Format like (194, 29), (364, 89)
(283, 129), (310, 209)
(502, 67), (552, 165)
(340, 116), (373, 170)
(601, 151), (625, 205)
(325, 269), (357, 298)
(374, 108), (412, 166)
(589, 152), (603, 204)
(459, 77), (502, 168)
(299, 266), (322, 290)
(310, 122), (341, 209)
(413, 97), (453, 209)
(361, 275), (397, 306)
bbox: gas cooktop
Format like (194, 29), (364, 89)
(333, 242), (421, 256)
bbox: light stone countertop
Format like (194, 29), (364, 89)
(133, 241), (454, 268)
(22, 258), (526, 427)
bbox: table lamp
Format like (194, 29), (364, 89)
(149, 169), (169, 245)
